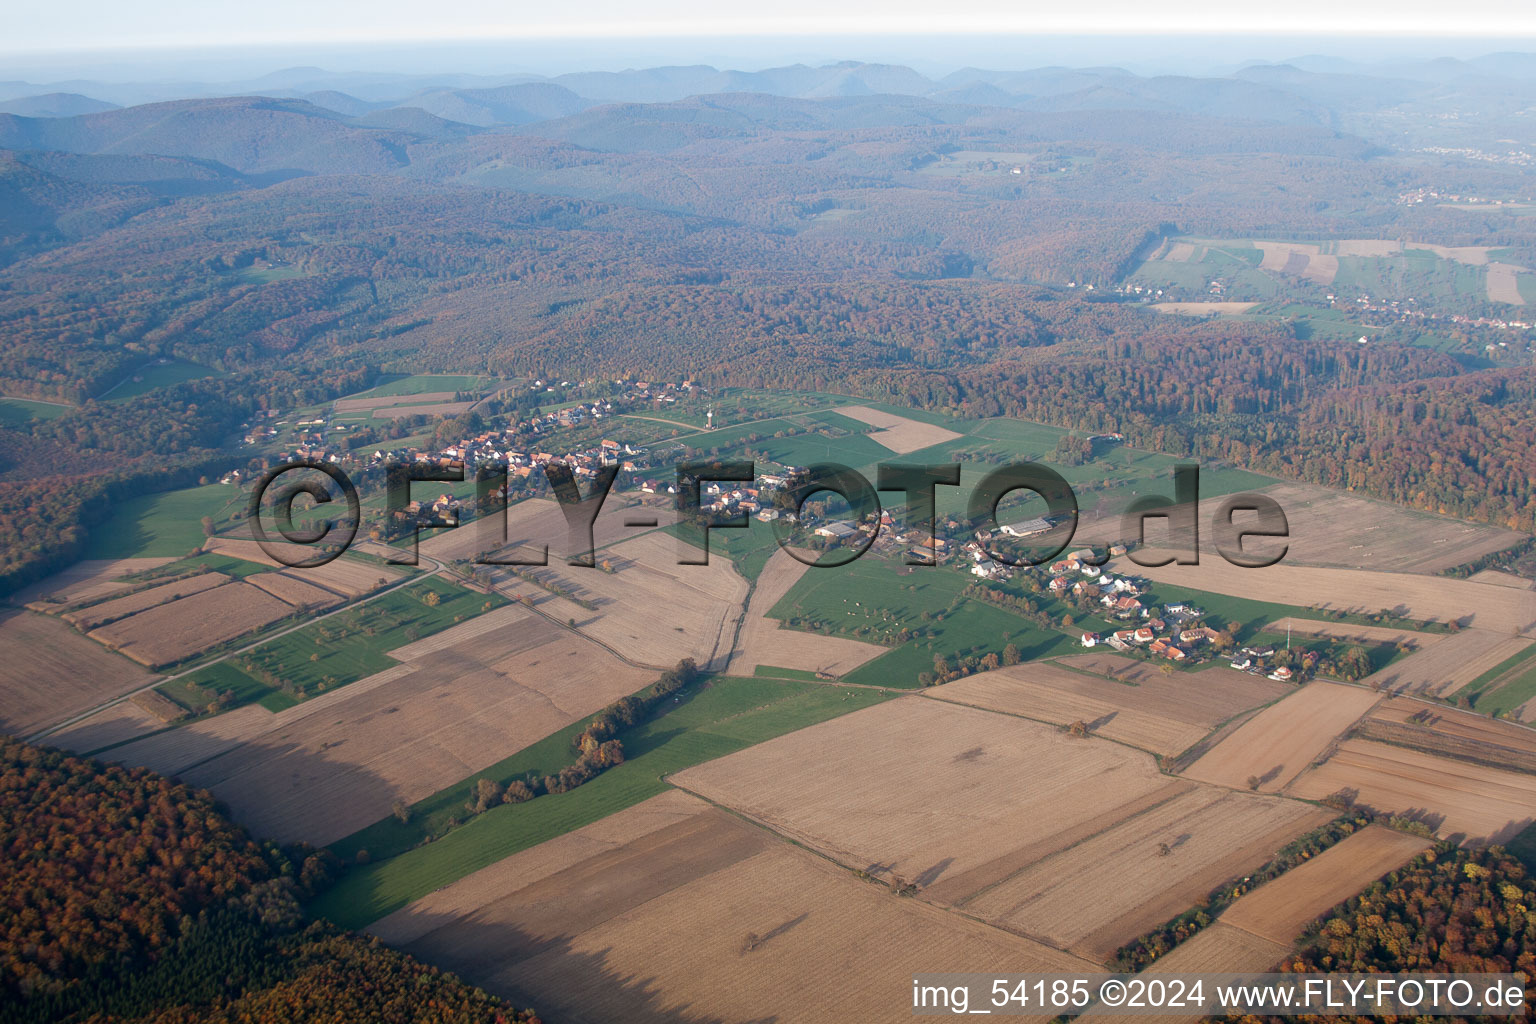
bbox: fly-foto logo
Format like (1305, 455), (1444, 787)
(247, 459), (1289, 571)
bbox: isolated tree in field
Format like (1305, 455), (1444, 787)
(422, 590), (441, 607)
(201, 515), (215, 537)
(1002, 643), (1021, 666)
(391, 800), (410, 824)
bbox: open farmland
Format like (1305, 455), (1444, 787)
(1073, 925), (1292, 1024)
(1287, 740), (1536, 842)
(1112, 555), (1536, 636)
(0, 610), (158, 737)
(1219, 824), (1431, 943)
(1488, 263), (1529, 304)
(14, 557), (174, 609)
(1182, 681), (1382, 792)
(923, 657), (1287, 757)
(671, 695), (1327, 961)
(729, 548), (885, 677)
(60, 572), (230, 629)
(1469, 569), (1534, 590)
(126, 606), (655, 845)
(671, 698), (1175, 891)
(1359, 629), (1531, 696)
(245, 571), (346, 609)
(1083, 482), (1522, 575)
(1244, 482), (1525, 573)
(1257, 241), (1338, 285)
(373, 401), (475, 419)
(202, 539), (399, 596)
(86, 581), (296, 668)
(1151, 301), (1259, 314)
(961, 786), (1329, 961)
(506, 530), (748, 669)
(312, 676), (896, 926)
(46, 698), (165, 753)
(333, 390), (458, 412)
(1264, 617), (1437, 648)
(415, 495), (671, 565)
(373, 790), (1093, 1024)
(1360, 695), (1536, 773)
(833, 404), (962, 453)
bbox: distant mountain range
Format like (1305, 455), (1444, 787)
(0, 52), (1532, 132)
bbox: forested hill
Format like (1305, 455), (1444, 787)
(1, 59), (1535, 593)
(0, 735), (539, 1023)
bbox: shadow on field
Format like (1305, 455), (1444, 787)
(379, 913), (780, 1024)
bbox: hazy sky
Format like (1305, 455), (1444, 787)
(8, 0), (1536, 54)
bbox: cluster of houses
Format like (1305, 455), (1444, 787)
(1082, 623), (1221, 662)
(1229, 644), (1300, 682)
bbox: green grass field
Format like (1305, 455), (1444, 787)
(234, 577), (504, 698)
(0, 397), (72, 426)
(102, 360), (219, 401)
(312, 675), (893, 928)
(1460, 645), (1536, 717)
(81, 484), (245, 559)
(767, 555), (1070, 687)
(158, 661), (296, 716)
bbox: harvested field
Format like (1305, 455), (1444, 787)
(1256, 241), (1337, 285)
(416, 496), (670, 566)
(1082, 481), (1521, 575)
(1287, 739), (1536, 843)
(372, 401), (473, 419)
(61, 573), (230, 629)
(103, 606), (655, 845)
(131, 689), (187, 723)
(1365, 696), (1536, 763)
(98, 703), (275, 777)
(1151, 301), (1259, 315)
(1111, 554), (1536, 636)
(671, 698), (1179, 892)
(1405, 242), (1491, 265)
(1336, 239), (1402, 257)
(1360, 629), (1531, 697)
(202, 539), (398, 596)
(246, 571), (345, 610)
(1073, 924), (1292, 1024)
(201, 537), (284, 568)
(1488, 263), (1528, 304)
(501, 529), (747, 669)
(1469, 569), (1533, 590)
(924, 657), (1286, 757)
(375, 791), (1093, 1024)
(46, 699), (164, 754)
(1240, 481), (1523, 573)
(334, 391), (457, 412)
(1164, 241), (1196, 261)
(1265, 617), (1437, 648)
(962, 786), (1329, 961)
(1061, 653), (1289, 711)
(1182, 681), (1382, 793)
(1222, 825), (1431, 943)
(0, 610), (158, 737)
(14, 557), (173, 610)
(87, 581), (295, 667)
(729, 548), (884, 677)
(833, 405), (961, 454)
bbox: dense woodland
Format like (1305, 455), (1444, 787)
(1230, 844), (1536, 1023)
(2, 71), (1536, 594)
(0, 736), (537, 1023)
